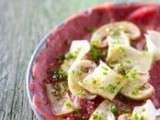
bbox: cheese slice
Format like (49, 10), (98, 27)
(81, 61), (126, 100)
(145, 30), (160, 60)
(61, 40), (90, 72)
(107, 45), (153, 74)
(89, 100), (116, 120)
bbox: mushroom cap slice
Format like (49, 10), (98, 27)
(91, 21), (140, 48)
(68, 60), (96, 99)
(61, 40), (90, 72)
(107, 32), (130, 47)
(121, 70), (154, 100)
(81, 61), (127, 100)
(121, 82), (154, 100)
(89, 100), (116, 120)
(46, 82), (75, 116)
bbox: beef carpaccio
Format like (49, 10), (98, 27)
(29, 3), (160, 120)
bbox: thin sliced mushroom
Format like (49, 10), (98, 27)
(118, 114), (131, 120)
(46, 82), (75, 116)
(89, 100), (116, 120)
(68, 60), (96, 99)
(91, 21), (140, 48)
(121, 82), (154, 100)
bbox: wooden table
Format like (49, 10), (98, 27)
(0, 0), (110, 120)
(3, 0), (158, 119)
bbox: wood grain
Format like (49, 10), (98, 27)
(0, 0), (108, 120)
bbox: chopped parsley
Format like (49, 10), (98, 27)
(115, 59), (133, 74)
(65, 52), (77, 61)
(106, 84), (117, 93)
(85, 26), (96, 33)
(132, 87), (140, 96)
(50, 81), (68, 100)
(63, 100), (74, 111)
(91, 112), (103, 120)
(131, 113), (145, 120)
(112, 45), (126, 54)
(110, 105), (118, 113)
(52, 69), (67, 80)
(101, 66), (109, 75)
(101, 84), (117, 94)
(92, 78), (101, 87)
(90, 45), (104, 61)
(64, 48), (80, 61)
(125, 68), (139, 81)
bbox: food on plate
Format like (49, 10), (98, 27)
(30, 3), (160, 120)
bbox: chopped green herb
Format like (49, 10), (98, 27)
(52, 69), (67, 80)
(115, 59), (133, 74)
(112, 45), (126, 54)
(92, 79), (101, 87)
(91, 112), (103, 120)
(107, 84), (117, 93)
(90, 46), (104, 61)
(101, 84), (117, 94)
(132, 88), (140, 96)
(106, 27), (122, 36)
(64, 100), (73, 110)
(65, 48), (80, 61)
(85, 26), (96, 33)
(101, 66), (109, 75)
(50, 81), (68, 100)
(131, 113), (145, 120)
(65, 52), (76, 60)
(125, 68), (139, 81)
(110, 105), (118, 113)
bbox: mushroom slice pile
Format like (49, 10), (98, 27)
(131, 100), (160, 120)
(68, 60), (96, 99)
(81, 61), (127, 100)
(145, 30), (160, 60)
(89, 100), (116, 120)
(46, 82), (76, 116)
(61, 40), (90, 72)
(91, 21), (140, 48)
